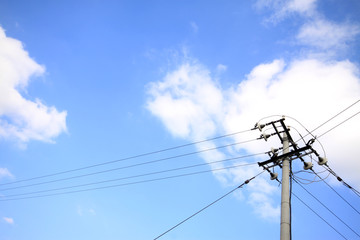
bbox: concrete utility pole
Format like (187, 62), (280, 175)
(256, 117), (324, 240)
(280, 132), (290, 240)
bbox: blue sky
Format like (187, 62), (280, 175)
(1, 0), (360, 239)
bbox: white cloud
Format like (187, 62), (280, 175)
(190, 21), (199, 34)
(147, 62), (223, 140)
(297, 18), (360, 50)
(216, 64), (227, 73)
(255, 0), (317, 22)
(146, 60), (280, 218)
(256, 0), (360, 53)
(248, 192), (280, 221)
(146, 0), (360, 221)
(226, 57), (360, 190)
(146, 57), (360, 219)
(0, 27), (67, 144)
(284, 0), (317, 15)
(77, 206), (96, 216)
(3, 217), (14, 225)
(0, 168), (14, 180)
(77, 206), (83, 216)
(88, 208), (96, 216)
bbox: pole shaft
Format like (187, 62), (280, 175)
(280, 133), (290, 240)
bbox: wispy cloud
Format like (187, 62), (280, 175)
(297, 18), (360, 50)
(77, 206), (96, 216)
(0, 27), (67, 145)
(255, 0), (360, 55)
(255, 0), (317, 22)
(190, 21), (199, 34)
(216, 64), (227, 73)
(0, 168), (14, 180)
(3, 217), (14, 225)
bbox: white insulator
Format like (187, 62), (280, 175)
(255, 122), (265, 131)
(270, 172), (278, 180)
(262, 133), (270, 141)
(303, 162), (313, 170)
(271, 147), (277, 153)
(270, 147), (278, 157)
(318, 157), (328, 165)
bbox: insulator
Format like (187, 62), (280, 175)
(262, 133), (270, 141)
(318, 157), (328, 165)
(270, 147), (278, 157)
(303, 162), (313, 170)
(270, 172), (278, 180)
(254, 122), (265, 131)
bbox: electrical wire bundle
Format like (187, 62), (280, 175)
(1, 99), (360, 240)
(0, 128), (266, 201)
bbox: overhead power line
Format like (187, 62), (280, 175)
(318, 110), (360, 139)
(153, 170), (265, 240)
(255, 99), (360, 156)
(0, 129), (253, 187)
(0, 138), (260, 191)
(293, 178), (360, 238)
(292, 171), (330, 185)
(0, 152), (265, 192)
(321, 166), (360, 198)
(292, 192), (348, 240)
(254, 109), (360, 240)
(282, 99), (360, 142)
(1, 153), (264, 198)
(0, 162), (260, 202)
(4, 99), (359, 189)
(310, 99), (360, 137)
(312, 170), (360, 215)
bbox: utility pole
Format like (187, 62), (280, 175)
(280, 132), (290, 240)
(255, 117), (322, 240)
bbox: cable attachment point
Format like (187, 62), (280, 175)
(244, 176), (256, 185)
(254, 122), (265, 131)
(270, 172), (278, 181)
(263, 167), (279, 181)
(318, 156), (328, 165)
(267, 147), (279, 158)
(260, 133), (271, 141)
(303, 162), (313, 170)
(307, 138), (315, 145)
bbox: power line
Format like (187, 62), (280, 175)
(293, 178), (360, 238)
(5, 100), (359, 189)
(318, 110), (360, 139)
(255, 99), (360, 157)
(292, 168), (331, 185)
(255, 98), (360, 140)
(0, 128), (254, 187)
(0, 139), (261, 191)
(1, 153), (263, 198)
(310, 99), (360, 137)
(256, 114), (359, 240)
(292, 172), (330, 185)
(153, 170), (265, 240)
(322, 165), (360, 198)
(292, 192), (348, 240)
(288, 120), (327, 159)
(0, 162), (260, 202)
(312, 170), (360, 215)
